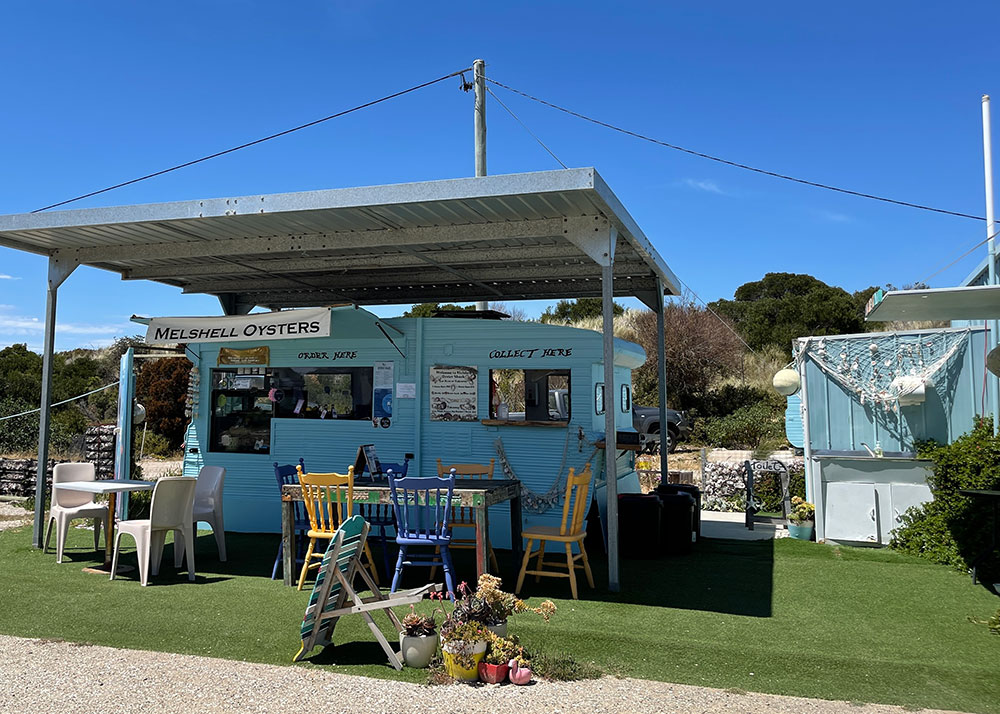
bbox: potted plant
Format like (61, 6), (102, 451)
(478, 632), (517, 684)
(787, 496), (815, 540)
(507, 650), (533, 685)
(461, 575), (558, 636)
(439, 619), (490, 681)
(398, 606), (438, 669)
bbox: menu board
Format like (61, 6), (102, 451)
(354, 443), (382, 477)
(429, 365), (478, 421)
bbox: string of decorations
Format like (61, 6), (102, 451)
(494, 433), (599, 513)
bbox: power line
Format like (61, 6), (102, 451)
(33, 68), (473, 213)
(486, 78), (986, 222)
(919, 229), (1000, 284)
(0, 380), (120, 422)
(485, 85), (568, 169)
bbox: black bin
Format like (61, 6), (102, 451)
(659, 492), (695, 555)
(656, 483), (702, 540)
(617, 494), (662, 558)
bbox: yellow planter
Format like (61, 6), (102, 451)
(442, 640), (488, 681)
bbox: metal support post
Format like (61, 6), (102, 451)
(983, 95), (999, 434)
(602, 229), (619, 591)
(32, 257), (77, 548)
(656, 279), (669, 485)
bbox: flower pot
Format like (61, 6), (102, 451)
(442, 640), (488, 681)
(787, 522), (814, 540)
(399, 632), (438, 669)
(487, 621), (508, 637)
(477, 661), (510, 684)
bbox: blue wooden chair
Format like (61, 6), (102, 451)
(388, 474), (456, 597)
(272, 459), (308, 580)
(359, 455), (410, 580)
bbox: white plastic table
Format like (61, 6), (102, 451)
(55, 480), (155, 573)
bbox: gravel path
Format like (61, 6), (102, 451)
(0, 502), (30, 532)
(0, 635), (969, 714)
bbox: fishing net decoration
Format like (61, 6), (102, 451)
(797, 329), (973, 413)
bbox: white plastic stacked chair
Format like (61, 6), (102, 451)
(44, 462), (106, 563)
(192, 465), (226, 561)
(111, 477), (197, 586)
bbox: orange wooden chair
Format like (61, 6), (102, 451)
(436, 458), (499, 573)
(515, 463), (595, 599)
(296, 465), (379, 590)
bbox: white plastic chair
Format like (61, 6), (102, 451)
(44, 462), (106, 563)
(193, 465), (226, 561)
(111, 477), (197, 586)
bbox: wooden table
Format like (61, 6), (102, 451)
(54, 479), (156, 574)
(959, 489), (1000, 585)
(281, 478), (523, 587)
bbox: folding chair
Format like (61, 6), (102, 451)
(293, 515), (438, 670)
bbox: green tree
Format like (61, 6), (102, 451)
(402, 303), (477, 318)
(709, 273), (871, 357)
(540, 298), (623, 324)
(135, 357), (192, 449)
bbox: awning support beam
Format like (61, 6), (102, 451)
(32, 256), (78, 548)
(601, 225), (620, 592)
(656, 279), (669, 487)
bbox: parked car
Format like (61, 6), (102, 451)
(544, 389), (690, 453)
(632, 405), (691, 454)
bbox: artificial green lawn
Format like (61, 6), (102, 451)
(1, 524), (998, 713)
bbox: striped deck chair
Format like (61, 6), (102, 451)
(293, 514), (438, 670)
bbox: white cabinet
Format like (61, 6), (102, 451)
(825, 482), (878, 543)
(888, 483), (933, 534)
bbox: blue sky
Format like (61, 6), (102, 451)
(1, 1), (998, 351)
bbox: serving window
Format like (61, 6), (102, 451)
(270, 366), (374, 420)
(208, 366), (375, 454)
(489, 369), (570, 423)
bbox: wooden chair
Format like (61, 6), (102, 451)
(293, 514), (438, 670)
(389, 474), (457, 597)
(271, 459), (307, 580)
(358, 456), (410, 581)
(515, 463), (595, 600)
(295, 465), (379, 590)
(436, 458), (499, 573)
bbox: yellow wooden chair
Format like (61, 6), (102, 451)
(515, 463), (595, 600)
(296, 465), (379, 591)
(436, 458), (499, 573)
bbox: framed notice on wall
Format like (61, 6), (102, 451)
(429, 365), (478, 421)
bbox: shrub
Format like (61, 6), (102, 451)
(137, 431), (172, 459)
(703, 401), (784, 449)
(890, 417), (1000, 582)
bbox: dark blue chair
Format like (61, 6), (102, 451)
(272, 459), (308, 580)
(359, 456), (410, 580)
(389, 474), (456, 597)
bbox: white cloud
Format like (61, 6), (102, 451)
(0, 274), (19, 280)
(678, 178), (728, 195)
(0, 305), (131, 345)
(817, 209), (852, 223)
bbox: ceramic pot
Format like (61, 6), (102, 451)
(787, 522), (814, 541)
(487, 621), (508, 637)
(399, 632), (438, 669)
(442, 640), (488, 681)
(477, 661), (510, 684)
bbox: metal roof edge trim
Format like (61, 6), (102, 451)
(0, 168), (600, 232)
(960, 253), (992, 287)
(589, 170), (680, 296)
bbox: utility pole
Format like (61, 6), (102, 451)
(984, 95), (999, 434)
(474, 58), (488, 311)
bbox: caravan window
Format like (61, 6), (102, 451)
(209, 369), (272, 454)
(489, 369), (570, 422)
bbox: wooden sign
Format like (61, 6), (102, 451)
(218, 346), (270, 365)
(429, 365), (478, 421)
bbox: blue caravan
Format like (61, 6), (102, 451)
(142, 306), (645, 550)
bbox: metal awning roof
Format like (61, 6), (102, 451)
(0, 168), (679, 310)
(865, 284), (1000, 321)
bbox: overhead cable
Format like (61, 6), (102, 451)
(486, 78), (985, 222)
(0, 380), (120, 422)
(919, 229), (1000, 284)
(33, 68), (473, 213)
(485, 85), (568, 169)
